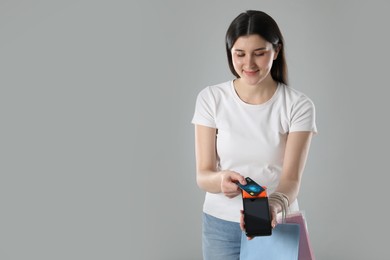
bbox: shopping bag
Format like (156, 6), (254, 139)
(285, 212), (315, 260)
(240, 223), (300, 260)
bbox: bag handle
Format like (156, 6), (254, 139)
(269, 192), (290, 223)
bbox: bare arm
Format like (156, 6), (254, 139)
(272, 131), (313, 213)
(194, 124), (246, 197)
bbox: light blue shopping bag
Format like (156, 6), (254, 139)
(240, 223), (300, 260)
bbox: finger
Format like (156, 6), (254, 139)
(229, 172), (246, 185)
(226, 191), (240, 199)
(239, 176), (247, 185)
(239, 210), (245, 231)
(224, 187), (241, 196)
(226, 181), (240, 191)
(271, 210), (278, 228)
(222, 176), (241, 191)
(240, 210), (253, 240)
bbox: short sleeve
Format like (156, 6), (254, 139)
(191, 87), (217, 128)
(289, 95), (318, 134)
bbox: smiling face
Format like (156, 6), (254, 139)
(231, 34), (279, 86)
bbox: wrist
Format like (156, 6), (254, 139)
(269, 192), (290, 221)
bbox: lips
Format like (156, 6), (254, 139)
(243, 69), (259, 76)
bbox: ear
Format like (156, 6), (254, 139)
(273, 44), (281, 60)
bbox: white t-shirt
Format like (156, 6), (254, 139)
(192, 80), (317, 223)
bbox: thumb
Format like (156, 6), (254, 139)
(236, 174), (247, 185)
(230, 172), (246, 185)
(271, 209), (278, 228)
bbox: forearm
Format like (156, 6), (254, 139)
(271, 131), (313, 213)
(194, 125), (224, 193)
(273, 178), (301, 212)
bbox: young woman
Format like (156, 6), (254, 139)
(192, 10), (317, 259)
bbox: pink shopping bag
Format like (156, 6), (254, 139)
(285, 212), (315, 260)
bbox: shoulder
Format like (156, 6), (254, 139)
(192, 81), (232, 127)
(278, 84), (317, 132)
(198, 81), (232, 96)
(195, 80), (232, 104)
(278, 84), (315, 109)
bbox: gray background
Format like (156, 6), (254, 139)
(1, 0), (389, 259)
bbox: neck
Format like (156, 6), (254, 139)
(234, 78), (278, 105)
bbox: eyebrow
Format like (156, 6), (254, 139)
(234, 47), (267, 52)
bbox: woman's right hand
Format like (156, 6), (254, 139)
(220, 171), (246, 198)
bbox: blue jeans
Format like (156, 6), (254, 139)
(202, 213), (242, 260)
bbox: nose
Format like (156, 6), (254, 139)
(244, 54), (255, 68)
